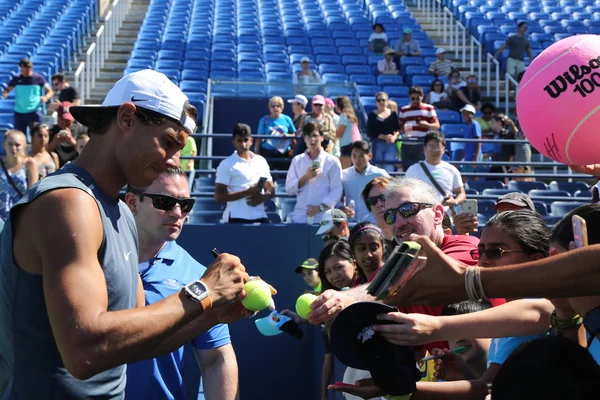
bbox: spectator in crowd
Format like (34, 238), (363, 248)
(478, 104), (501, 163)
(494, 22), (533, 79)
(180, 104), (198, 171)
(125, 169), (239, 400)
(445, 69), (466, 99)
(293, 57), (323, 96)
(368, 23), (388, 55)
(348, 222), (387, 281)
(386, 99), (398, 113)
(510, 120), (533, 182)
(50, 72), (81, 107)
(254, 96), (296, 171)
(460, 104), (482, 170)
(428, 48), (453, 77)
(377, 48), (399, 75)
(286, 122), (343, 224)
(287, 94), (308, 131)
(335, 96), (360, 169)
(405, 131), (466, 211)
(216, 123), (274, 224)
(316, 208), (350, 242)
(29, 123), (58, 179)
(476, 103), (495, 135)
(361, 176), (394, 240)
(367, 92), (400, 174)
(490, 113), (517, 178)
(341, 141), (389, 223)
(395, 28), (421, 56)
(298, 95), (337, 154)
(424, 79), (452, 110)
(0, 130), (38, 221)
(455, 75), (482, 111)
(494, 192), (535, 213)
(295, 258), (322, 294)
(2, 58), (54, 135)
(398, 86), (440, 170)
(75, 133), (89, 155)
(324, 98), (339, 126)
(48, 101), (86, 166)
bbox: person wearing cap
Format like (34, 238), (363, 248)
(377, 48), (399, 75)
(287, 94), (308, 131)
(0, 69), (252, 398)
(428, 48), (454, 77)
(317, 208), (350, 243)
(398, 86), (440, 171)
(215, 123), (274, 224)
(324, 97), (339, 126)
(455, 74), (482, 111)
(394, 28), (420, 57)
(124, 169), (239, 400)
(460, 104), (482, 171)
(286, 122), (343, 224)
(298, 95), (337, 154)
(294, 258), (322, 293)
(2, 58), (54, 135)
(293, 57), (322, 96)
(47, 101), (87, 166)
(368, 23), (388, 55)
(254, 96), (296, 172)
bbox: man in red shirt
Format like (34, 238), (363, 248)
(398, 86), (440, 170)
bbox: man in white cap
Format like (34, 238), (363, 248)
(428, 48), (453, 77)
(460, 104), (482, 169)
(0, 69), (252, 398)
(316, 208), (350, 244)
(293, 57), (322, 96)
(287, 94), (308, 130)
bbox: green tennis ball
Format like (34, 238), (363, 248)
(241, 280), (272, 312)
(295, 293), (318, 319)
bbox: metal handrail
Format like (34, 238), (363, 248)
(505, 73), (519, 115)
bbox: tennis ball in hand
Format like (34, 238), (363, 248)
(295, 293), (318, 319)
(241, 280), (273, 312)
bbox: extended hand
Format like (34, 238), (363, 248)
(453, 213), (478, 235)
(201, 253), (249, 308)
(373, 311), (442, 346)
(328, 379), (385, 399)
(432, 348), (473, 381)
(307, 289), (355, 324)
(246, 194), (265, 207)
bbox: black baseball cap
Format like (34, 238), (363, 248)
(494, 192), (535, 211)
(330, 302), (421, 396)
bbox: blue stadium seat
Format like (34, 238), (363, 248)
(350, 74), (376, 85)
(357, 85), (380, 96)
(436, 110), (461, 124)
(528, 189), (571, 198)
(481, 188), (516, 197)
(345, 65), (371, 75)
(574, 189), (592, 199)
(550, 201), (585, 216)
(319, 64), (345, 75)
(533, 201), (548, 216)
(341, 55), (366, 65)
(377, 75), (404, 86)
(507, 181), (548, 192)
(384, 86), (409, 98)
(549, 181), (590, 195)
(410, 75), (434, 87)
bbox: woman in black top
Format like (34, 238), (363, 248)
(367, 92), (401, 173)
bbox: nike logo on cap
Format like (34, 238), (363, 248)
(130, 96), (147, 102)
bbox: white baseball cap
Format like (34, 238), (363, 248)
(436, 48), (447, 55)
(316, 209), (348, 236)
(459, 104), (476, 115)
(70, 69), (197, 135)
(287, 94), (308, 107)
(300, 56), (312, 63)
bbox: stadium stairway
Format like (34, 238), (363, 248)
(406, 2), (516, 115)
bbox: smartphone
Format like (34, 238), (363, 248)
(256, 177), (268, 190)
(460, 199), (478, 216)
(312, 160), (320, 169)
(572, 215), (588, 248)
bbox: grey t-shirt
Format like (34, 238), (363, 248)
(506, 35), (530, 61)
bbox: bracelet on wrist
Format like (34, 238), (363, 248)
(549, 309), (582, 332)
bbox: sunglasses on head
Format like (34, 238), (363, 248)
(383, 202), (433, 225)
(367, 194), (385, 206)
(470, 247), (523, 260)
(141, 193), (196, 213)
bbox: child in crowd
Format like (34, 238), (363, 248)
(294, 258), (322, 294)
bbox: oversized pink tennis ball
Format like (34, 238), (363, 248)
(516, 34), (600, 165)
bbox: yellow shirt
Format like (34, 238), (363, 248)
(180, 136), (197, 170)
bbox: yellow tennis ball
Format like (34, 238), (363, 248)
(295, 293), (318, 319)
(241, 280), (272, 312)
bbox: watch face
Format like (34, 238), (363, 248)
(188, 282), (207, 297)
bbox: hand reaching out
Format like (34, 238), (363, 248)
(431, 348), (474, 381)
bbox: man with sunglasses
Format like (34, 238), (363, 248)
(215, 123), (274, 224)
(125, 169), (239, 400)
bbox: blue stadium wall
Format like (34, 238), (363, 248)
(177, 223), (347, 400)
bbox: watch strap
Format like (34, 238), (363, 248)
(199, 282), (212, 312)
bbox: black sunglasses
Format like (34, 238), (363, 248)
(367, 194), (385, 206)
(141, 193), (196, 213)
(383, 202), (433, 225)
(470, 248), (524, 261)
(376, 98), (387, 102)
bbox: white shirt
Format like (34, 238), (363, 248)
(286, 149), (343, 224)
(341, 164), (390, 222)
(215, 151), (272, 221)
(405, 160), (463, 205)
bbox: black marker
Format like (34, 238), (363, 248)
(211, 248), (221, 259)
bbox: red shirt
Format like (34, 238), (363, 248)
(398, 103), (438, 138)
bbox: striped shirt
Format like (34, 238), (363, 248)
(428, 59), (454, 77)
(398, 103), (438, 143)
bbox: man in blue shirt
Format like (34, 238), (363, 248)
(459, 104), (482, 173)
(125, 168), (239, 400)
(2, 58), (53, 135)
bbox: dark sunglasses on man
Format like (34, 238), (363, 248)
(470, 248), (523, 261)
(383, 202), (433, 225)
(140, 193), (196, 213)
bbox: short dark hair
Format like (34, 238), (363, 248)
(232, 123), (251, 138)
(442, 212), (452, 231)
(409, 86), (424, 96)
(481, 102), (495, 113)
(483, 210), (550, 258)
(51, 73), (65, 83)
(186, 104), (198, 121)
(550, 203), (600, 249)
(442, 300), (492, 316)
(517, 21), (527, 28)
(351, 140), (370, 154)
(19, 58), (31, 67)
(86, 106), (173, 136)
(126, 167), (187, 194)
(317, 239), (364, 291)
(302, 122), (322, 136)
(423, 131), (446, 147)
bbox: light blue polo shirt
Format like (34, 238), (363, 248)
(126, 241), (231, 400)
(341, 163), (390, 222)
(487, 334), (543, 367)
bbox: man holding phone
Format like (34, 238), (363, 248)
(215, 123), (274, 223)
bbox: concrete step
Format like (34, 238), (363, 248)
(99, 70), (128, 81)
(102, 60), (127, 70)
